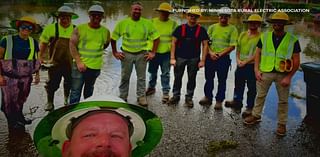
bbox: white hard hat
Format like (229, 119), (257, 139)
(56, 5), (78, 19)
(58, 6), (74, 14)
(218, 7), (232, 16)
(88, 4), (105, 13)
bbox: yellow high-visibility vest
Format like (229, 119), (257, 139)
(147, 17), (177, 53)
(260, 31), (297, 72)
(237, 31), (260, 61)
(112, 17), (160, 53)
(4, 35), (36, 60)
(207, 23), (238, 53)
(77, 23), (109, 70)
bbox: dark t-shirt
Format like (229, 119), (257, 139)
(172, 24), (209, 59)
(0, 35), (39, 59)
(257, 32), (301, 53)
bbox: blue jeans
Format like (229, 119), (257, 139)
(204, 55), (231, 102)
(172, 57), (199, 98)
(148, 53), (170, 94)
(233, 64), (256, 109)
(69, 63), (101, 104)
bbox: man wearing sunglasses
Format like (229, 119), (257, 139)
(69, 4), (110, 104)
(0, 16), (40, 130)
(244, 12), (301, 136)
(199, 7), (238, 109)
(39, 6), (78, 111)
(169, 6), (209, 107)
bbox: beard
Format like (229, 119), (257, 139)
(81, 148), (118, 157)
(132, 12), (141, 20)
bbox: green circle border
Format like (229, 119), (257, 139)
(33, 101), (163, 157)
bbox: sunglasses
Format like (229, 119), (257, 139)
(20, 25), (33, 31)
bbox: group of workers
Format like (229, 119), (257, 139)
(0, 1), (300, 139)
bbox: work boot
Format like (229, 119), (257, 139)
(137, 96), (148, 106)
(241, 108), (252, 118)
(162, 93), (170, 103)
(214, 101), (223, 110)
(23, 117), (32, 125)
(120, 96), (128, 102)
(232, 106), (242, 114)
(64, 89), (70, 105)
(9, 122), (25, 131)
(243, 115), (261, 125)
(276, 124), (286, 136)
(185, 97), (194, 108)
(225, 100), (241, 108)
(64, 96), (69, 106)
(168, 96), (180, 105)
(145, 88), (156, 96)
(45, 102), (54, 111)
(199, 96), (212, 106)
(46, 92), (54, 111)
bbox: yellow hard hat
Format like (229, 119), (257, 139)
(247, 14), (262, 22)
(18, 16), (36, 25)
(267, 12), (292, 25)
(15, 16), (37, 30)
(187, 5), (202, 16)
(155, 2), (173, 13)
(271, 12), (289, 21)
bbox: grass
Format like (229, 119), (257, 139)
(207, 140), (238, 156)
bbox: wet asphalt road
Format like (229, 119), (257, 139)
(0, 52), (320, 157)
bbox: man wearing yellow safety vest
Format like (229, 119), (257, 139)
(169, 6), (209, 107)
(69, 4), (110, 104)
(244, 12), (301, 136)
(111, 2), (160, 106)
(199, 7), (238, 109)
(39, 6), (77, 111)
(224, 14), (262, 117)
(145, 2), (177, 103)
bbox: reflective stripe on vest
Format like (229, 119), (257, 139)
(122, 23), (147, 52)
(78, 33), (105, 56)
(149, 18), (176, 53)
(77, 24), (108, 69)
(208, 24), (236, 53)
(238, 31), (260, 61)
(260, 32), (297, 72)
(4, 35), (35, 60)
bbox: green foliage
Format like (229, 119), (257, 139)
(0, 0), (66, 5)
(207, 140), (238, 156)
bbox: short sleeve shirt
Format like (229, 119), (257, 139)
(40, 23), (74, 43)
(207, 23), (238, 52)
(172, 24), (209, 59)
(112, 17), (160, 52)
(0, 35), (39, 59)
